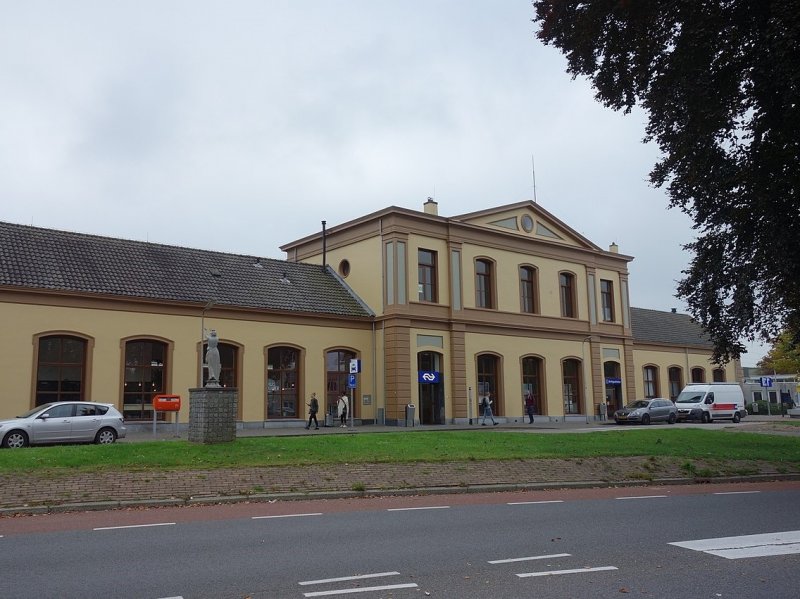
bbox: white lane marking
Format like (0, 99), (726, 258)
(300, 572), (400, 586)
(93, 522), (175, 531)
(303, 583), (418, 597)
(615, 495), (668, 500)
(713, 491), (761, 495)
(670, 530), (800, 559)
(507, 500), (564, 505)
(252, 512), (322, 520)
(517, 566), (618, 578)
(157, 596), (184, 599)
(489, 553), (571, 564)
(386, 505), (450, 512)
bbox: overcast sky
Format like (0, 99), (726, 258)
(0, 1), (767, 365)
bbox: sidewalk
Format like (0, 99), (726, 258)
(1, 416), (796, 517)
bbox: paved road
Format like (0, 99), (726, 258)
(2, 482), (798, 598)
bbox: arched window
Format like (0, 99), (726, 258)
(267, 346), (300, 419)
(562, 359), (582, 414)
(477, 353), (501, 414)
(712, 368), (726, 382)
(559, 272), (576, 318)
(475, 259), (494, 309)
(124, 339), (167, 420)
(202, 342), (239, 389)
(36, 335), (87, 406)
(668, 367), (683, 401)
(643, 365), (659, 398)
(521, 356), (543, 415)
(519, 266), (538, 314)
(326, 349), (356, 418)
(691, 367), (706, 383)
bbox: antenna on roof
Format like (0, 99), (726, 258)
(531, 154), (538, 204)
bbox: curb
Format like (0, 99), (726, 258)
(3, 473), (798, 517)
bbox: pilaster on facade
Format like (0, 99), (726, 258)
(384, 319), (412, 421)
(449, 324), (467, 419)
(624, 339), (637, 403)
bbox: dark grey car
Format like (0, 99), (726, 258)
(0, 402), (127, 448)
(614, 398), (677, 425)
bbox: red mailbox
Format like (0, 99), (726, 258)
(153, 394), (181, 411)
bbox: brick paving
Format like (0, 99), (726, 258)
(0, 456), (791, 514)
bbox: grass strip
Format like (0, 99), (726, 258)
(1, 429), (798, 474)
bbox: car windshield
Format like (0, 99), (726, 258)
(625, 400), (650, 409)
(17, 403), (55, 418)
(675, 392), (705, 404)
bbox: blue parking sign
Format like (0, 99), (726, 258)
(348, 374), (357, 388)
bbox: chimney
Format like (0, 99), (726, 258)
(424, 198), (438, 216)
(609, 242), (619, 253)
(321, 220), (327, 272)
(671, 308), (677, 313)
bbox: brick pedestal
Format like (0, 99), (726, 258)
(188, 387), (238, 444)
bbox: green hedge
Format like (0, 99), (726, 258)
(747, 400), (791, 415)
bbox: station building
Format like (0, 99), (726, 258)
(0, 199), (740, 426)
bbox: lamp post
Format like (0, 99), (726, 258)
(581, 336), (592, 424)
(200, 300), (215, 386)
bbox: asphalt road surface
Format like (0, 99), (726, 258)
(2, 482), (799, 598)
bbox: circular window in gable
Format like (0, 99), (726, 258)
(338, 259), (351, 277)
(521, 214), (534, 233)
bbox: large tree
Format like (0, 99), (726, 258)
(758, 331), (800, 375)
(534, 1), (800, 363)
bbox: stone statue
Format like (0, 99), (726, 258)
(205, 329), (222, 387)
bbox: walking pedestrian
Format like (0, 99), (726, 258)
(305, 392), (319, 430)
(524, 391), (535, 424)
(480, 392), (498, 425)
(338, 392), (349, 427)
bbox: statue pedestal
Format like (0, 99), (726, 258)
(188, 387), (238, 444)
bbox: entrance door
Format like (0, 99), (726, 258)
(604, 361), (622, 415)
(418, 351), (444, 424)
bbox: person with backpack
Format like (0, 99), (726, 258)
(480, 391), (498, 426)
(305, 392), (319, 430)
(338, 392), (349, 428)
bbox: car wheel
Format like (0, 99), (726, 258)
(94, 428), (118, 445)
(668, 413), (676, 424)
(3, 430), (29, 448)
(701, 411), (711, 424)
(641, 414), (651, 425)
(732, 412), (741, 423)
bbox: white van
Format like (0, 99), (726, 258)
(674, 383), (746, 423)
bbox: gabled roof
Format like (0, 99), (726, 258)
(0, 221), (373, 318)
(630, 307), (713, 348)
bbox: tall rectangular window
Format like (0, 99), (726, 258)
(643, 366), (659, 398)
(519, 266), (537, 313)
(559, 272), (576, 318)
(475, 259), (494, 309)
(600, 279), (615, 322)
(418, 249), (437, 302)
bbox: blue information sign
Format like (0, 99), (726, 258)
(605, 377), (622, 385)
(347, 374), (357, 388)
(760, 376), (773, 388)
(418, 371), (441, 384)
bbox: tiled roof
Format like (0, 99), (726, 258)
(0, 221), (373, 319)
(630, 307), (713, 348)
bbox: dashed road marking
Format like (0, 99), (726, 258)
(517, 566), (618, 578)
(300, 572), (401, 586)
(489, 553), (571, 564)
(507, 500), (564, 505)
(93, 522), (175, 531)
(713, 491), (761, 495)
(387, 505), (450, 511)
(302, 583), (418, 597)
(252, 513), (322, 519)
(615, 495), (668, 500)
(670, 530), (800, 559)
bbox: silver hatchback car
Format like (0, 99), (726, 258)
(0, 402), (127, 448)
(614, 398), (677, 425)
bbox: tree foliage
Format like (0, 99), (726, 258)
(758, 331), (800, 374)
(534, 1), (800, 363)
